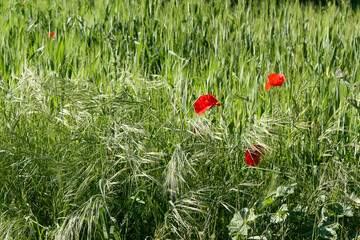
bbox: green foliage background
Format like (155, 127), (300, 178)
(1, 0), (360, 239)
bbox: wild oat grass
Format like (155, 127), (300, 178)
(1, 0), (360, 239)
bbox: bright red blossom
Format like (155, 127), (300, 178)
(48, 32), (55, 38)
(245, 145), (265, 166)
(265, 73), (285, 91)
(194, 94), (221, 115)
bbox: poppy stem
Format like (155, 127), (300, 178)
(276, 87), (281, 113)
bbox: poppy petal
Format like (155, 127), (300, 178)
(48, 32), (55, 38)
(194, 94), (221, 115)
(245, 151), (259, 166)
(276, 74), (285, 85)
(265, 82), (272, 91)
(268, 74), (279, 83)
(244, 145), (265, 166)
(267, 73), (285, 87)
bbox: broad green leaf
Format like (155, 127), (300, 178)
(276, 186), (295, 198)
(270, 204), (289, 224)
(248, 236), (267, 240)
(317, 223), (340, 240)
(347, 192), (360, 205)
(328, 203), (354, 217)
(258, 197), (274, 210)
(306, 222), (340, 240)
(277, 204), (289, 215)
(228, 208), (257, 238)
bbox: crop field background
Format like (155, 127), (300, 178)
(1, 0), (360, 239)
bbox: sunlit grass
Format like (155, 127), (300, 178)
(1, 0), (360, 239)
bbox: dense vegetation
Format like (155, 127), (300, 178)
(1, 0), (360, 239)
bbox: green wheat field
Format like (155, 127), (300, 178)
(1, 0), (360, 239)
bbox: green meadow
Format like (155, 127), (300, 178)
(1, 0), (360, 239)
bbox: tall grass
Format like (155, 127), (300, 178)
(1, 0), (360, 239)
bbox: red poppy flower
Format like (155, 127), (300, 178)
(194, 94), (221, 115)
(245, 145), (265, 166)
(265, 74), (285, 91)
(48, 32), (55, 38)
